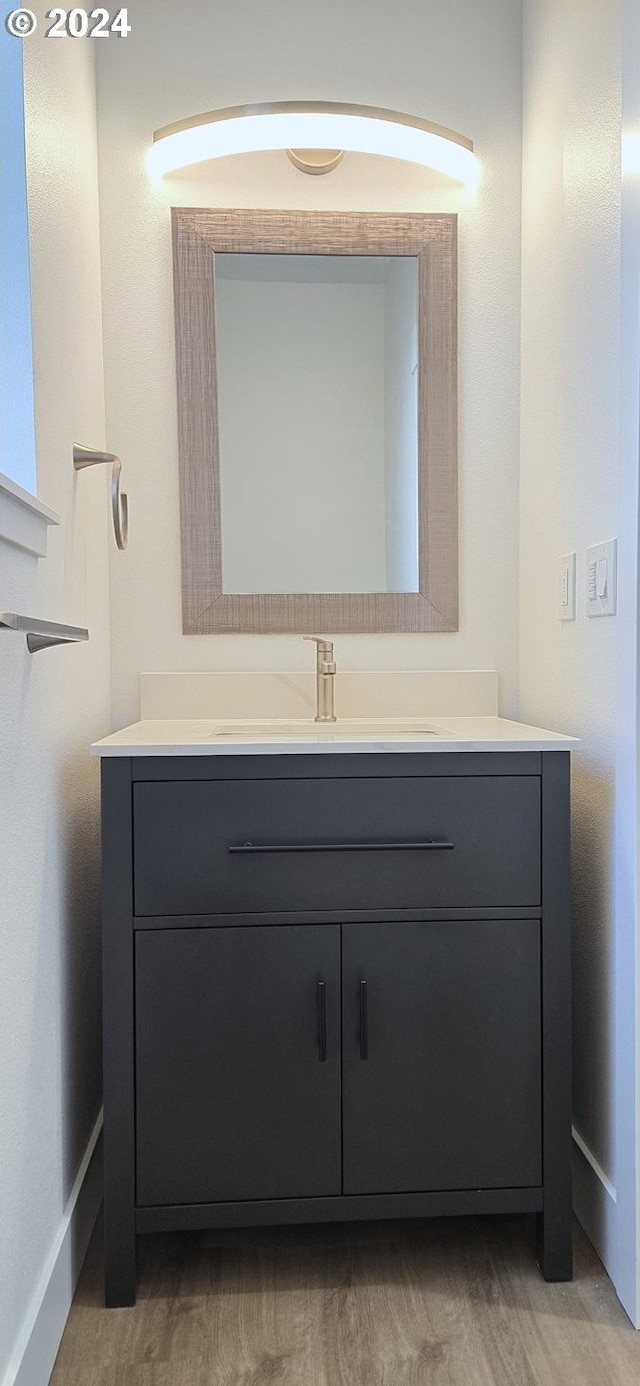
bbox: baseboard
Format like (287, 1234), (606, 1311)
(572, 1125), (618, 1286)
(2, 1109), (104, 1386)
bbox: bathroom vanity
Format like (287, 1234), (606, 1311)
(94, 713), (577, 1307)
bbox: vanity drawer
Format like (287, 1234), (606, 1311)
(133, 775), (540, 916)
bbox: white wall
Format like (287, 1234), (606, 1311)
(0, 16), (110, 1381)
(216, 273), (387, 593)
(95, 0), (523, 727)
(521, 0), (640, 1321)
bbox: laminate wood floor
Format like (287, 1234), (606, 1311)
(50, 1215), (640, 1385)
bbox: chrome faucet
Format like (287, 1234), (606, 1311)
(303, 636), (337, 723)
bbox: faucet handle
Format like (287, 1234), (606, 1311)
(303, 635), (336, 674)
(303, 634), (333, 652)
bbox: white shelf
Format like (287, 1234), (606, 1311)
(0, 472), (60, 557)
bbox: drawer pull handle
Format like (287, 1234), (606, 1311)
(360, 980), (368, 1061)
(228, 840), (455, 854)
(317, 980), (327, 1062)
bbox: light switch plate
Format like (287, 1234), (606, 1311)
(559, 553), (576, 621)
(586, 539), (617, 617)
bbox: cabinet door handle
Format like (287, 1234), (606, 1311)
(229, 840), (455, 854)
(360, 979), (368, 1061)
(317, 980), (327, 1062)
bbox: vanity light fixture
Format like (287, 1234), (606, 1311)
(146, 101), (478, 186)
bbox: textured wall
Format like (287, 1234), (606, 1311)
(95, 0), (523, 726)
(0, 18), (110, 1374)
(521, 0), (621, 1178)
(520, 0), (640, 1314)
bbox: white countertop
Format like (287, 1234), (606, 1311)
(91, 716), (579, 757)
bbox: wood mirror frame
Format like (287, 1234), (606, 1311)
(172, 208), (458, 634)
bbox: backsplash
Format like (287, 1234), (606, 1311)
(139, 669), (498, 720)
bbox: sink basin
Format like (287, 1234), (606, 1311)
(209, 718), (448, 740)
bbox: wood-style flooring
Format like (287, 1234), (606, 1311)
(50, 1215), (640, 1385)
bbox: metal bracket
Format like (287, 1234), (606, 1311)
(73, 443), (128, 549)
(0, 612), (89, 653)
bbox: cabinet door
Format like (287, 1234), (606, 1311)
(342, 921), (542, 1195)
(135, 925), (341, 1206)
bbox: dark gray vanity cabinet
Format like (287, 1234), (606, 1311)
(101, 751), (572, 1306)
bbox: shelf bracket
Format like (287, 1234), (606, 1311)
(0, 612), (89, 653)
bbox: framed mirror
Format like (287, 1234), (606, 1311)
(172, 208), (458, 633)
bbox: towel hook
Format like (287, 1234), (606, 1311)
(73, 443), (128, 549)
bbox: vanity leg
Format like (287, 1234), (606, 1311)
(104, 1211), (137, 1307)
(536, 1206), (572, 1282)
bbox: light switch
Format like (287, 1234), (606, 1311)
(586, 539), (617, 617)
(559, 553), (576, 621)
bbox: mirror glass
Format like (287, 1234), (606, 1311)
(214, 253), (419, 594)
